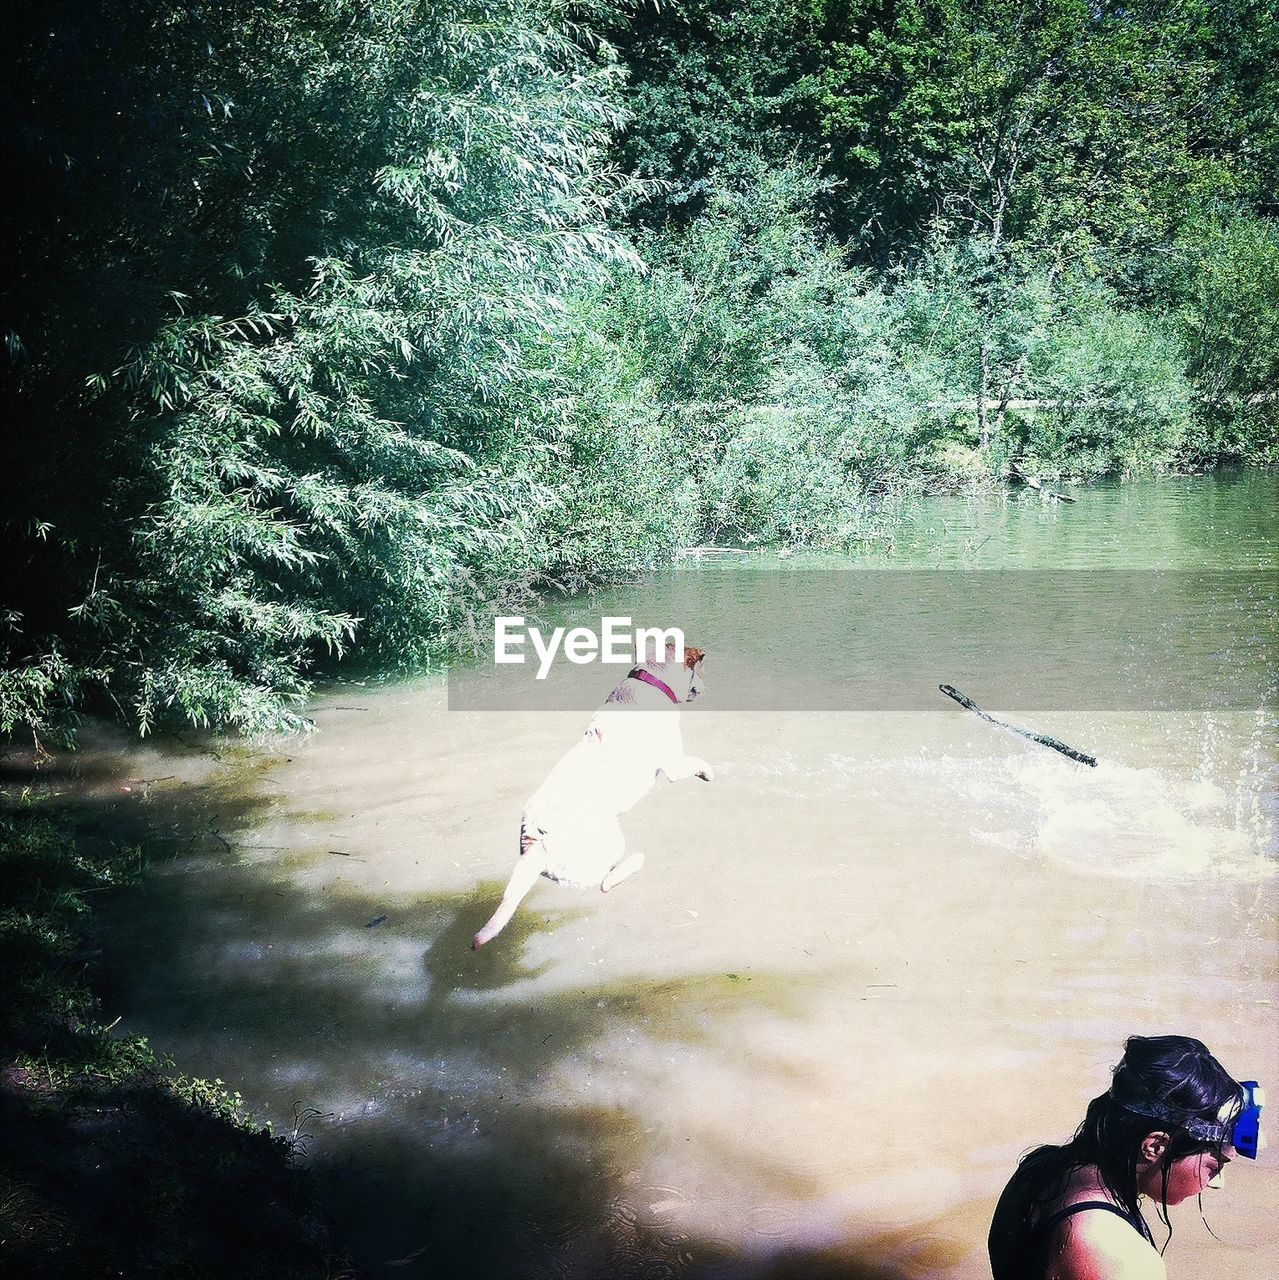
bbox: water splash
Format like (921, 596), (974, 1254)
(726, 712), (1276, 880)
(1015, 756), (1266, 878)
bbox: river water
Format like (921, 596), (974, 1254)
(70, 472), (1279, 1276)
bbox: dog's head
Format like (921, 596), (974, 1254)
(682, 645), (707, 701)
(622, 641), (707, 704)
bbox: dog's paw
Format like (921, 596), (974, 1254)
(602, 852), (645, 891)
(693, 760), (714, 782)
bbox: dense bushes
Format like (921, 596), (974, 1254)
(2, 2), (1276, 739)
(1174, 211), (1279, 464)
(566, 163), (1245, 550)
(3, 1), (636, 737)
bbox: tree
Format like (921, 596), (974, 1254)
(1, 0), (636, 736)
(601, 0), (828, 223)
(814, 1), (1241, 445)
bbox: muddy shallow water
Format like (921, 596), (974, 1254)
(64, 474), (1279, 1275)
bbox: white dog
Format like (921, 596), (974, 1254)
(472, 645), (712, 949)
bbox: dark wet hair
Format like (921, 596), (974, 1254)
(991, 1035), (1243, 1267)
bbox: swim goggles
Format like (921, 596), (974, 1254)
(1115, 1081), (1264, 1158)
(1233, 1082), (1264, 1159)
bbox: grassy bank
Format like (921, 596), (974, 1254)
(0, 764), (354, 1279)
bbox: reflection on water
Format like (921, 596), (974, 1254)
(23, 474), (1278, 1277)
(778, 467), (1277, 570)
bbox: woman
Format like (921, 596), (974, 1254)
(989, 1035), (1261, 1279)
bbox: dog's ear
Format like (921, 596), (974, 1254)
(683, 646), (705, 669)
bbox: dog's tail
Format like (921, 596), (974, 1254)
(472, 828), (545, 950)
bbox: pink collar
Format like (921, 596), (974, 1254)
(628, 667), (679, 704)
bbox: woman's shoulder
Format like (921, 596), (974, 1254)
(989, 1155), (1158, 1280)
(1047, 1207), (1166, 1280)
(1032, 1169), (1162, 1280)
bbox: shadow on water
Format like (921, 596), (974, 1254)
(4, 740), (979, 1279)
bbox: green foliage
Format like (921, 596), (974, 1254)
(0, 802), (263, 1119)
(574, 163), (949, 545)
(0, 809), (129, 1052)
(534, 318), (699, 578)
(1183, 0), (1279, 213)
(3, 1), (637, 736)
(601, 0), (828, 220)
(570, 152), (1243, 544)
(609, 1), (1272, 263)
(613, 163), (847, 399)
(592, 0), (1275, 539)
(169, 1076), (252, 1126)
(0, 637), (86, 749)
(0, 798), (348, 1278)
(1170, 210), (1279, 463)
(891, 247), (1194, 476)
(3, 1), (1276, 735)
(694, 404), (871, 546)
(1019, 287), (1192, 476)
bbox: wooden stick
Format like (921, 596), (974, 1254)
(939, 684), (1097, 767)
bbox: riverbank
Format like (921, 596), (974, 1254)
(0, 750), (355, 1279)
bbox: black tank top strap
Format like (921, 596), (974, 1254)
(1036, 1199), (1154, 1245)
